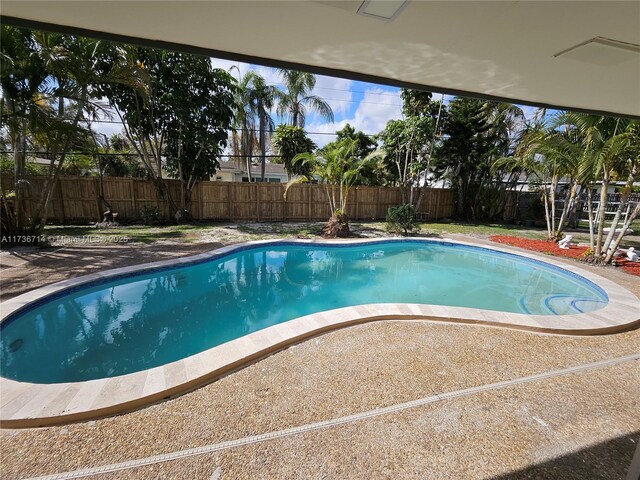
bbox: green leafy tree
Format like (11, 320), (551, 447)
(379, 116), (433, 204)
(251, 74), (279, 181)
(99, 47), (234, 220)
(503, 111), (639, 263)
(276, 70), (333, 127)
(321, 124), (380, 186)
(163, 61), (235, 220)
(230, 69), (258, 181)
(436, 97), (493, 219)
(502, 115), (581, 240)
(271, 125), (316, 178)
(379, 89), (445, 208)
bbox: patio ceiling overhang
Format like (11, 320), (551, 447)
(2, 1), (639, 119)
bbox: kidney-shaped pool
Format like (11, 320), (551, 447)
(1, 240), (611, 384)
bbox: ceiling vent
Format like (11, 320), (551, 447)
(554, 37), (640, 66)
(357, 0), (409, 21)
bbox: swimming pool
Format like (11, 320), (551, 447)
(0, 240), (610, 384)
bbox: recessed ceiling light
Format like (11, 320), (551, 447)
(357, 0), (409, 21)
(554, 37), (640, 66)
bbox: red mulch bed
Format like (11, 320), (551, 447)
(489, 235), (640, 277)
(617, 258), (640, 276)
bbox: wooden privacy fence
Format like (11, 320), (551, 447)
(1, 175), (457, 223)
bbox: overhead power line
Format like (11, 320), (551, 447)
(3, 151), (283, 158)
(82, 121), (381, 137)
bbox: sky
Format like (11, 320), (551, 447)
(93, 56), (541, 149)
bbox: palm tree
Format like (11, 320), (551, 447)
(230, 70), (281, 182)
(30, 33), (147, 229)
(0, 26), (52, 232)
(276, 69), (333, 127)
(285, 138), (381, 237)
(601, 121), (640, 262)
(247, 73), (280, 181)
(502, 115), (581, 241)
(553, 112), (635, 258)
(230, 69), (258, 181)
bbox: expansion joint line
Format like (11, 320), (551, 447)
(26, 353), (640, 480)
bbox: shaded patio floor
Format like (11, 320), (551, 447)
(1, 233), (638, 479)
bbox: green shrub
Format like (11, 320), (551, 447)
(140, 205), (160, 225)
(0, 157), (45, 175)
(386, 204), (420, 236)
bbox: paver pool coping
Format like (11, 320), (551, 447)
(1, 237), (639, 428)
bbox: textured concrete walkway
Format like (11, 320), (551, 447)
(18, 354), (640, 480)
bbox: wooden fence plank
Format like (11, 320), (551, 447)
(1, 175), (470, 223)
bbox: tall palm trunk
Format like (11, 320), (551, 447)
(13, 122), (27, 231)
(555, 181), (578, 238)
(33, 96), (88, 231)
(549, 177), (557, 238)
(605, 202), (640, 263)
(586, 185), (595, 249)
(602, 165), (636, 261)
(259, 110), (267, 181)
(594, 172), (609, 257)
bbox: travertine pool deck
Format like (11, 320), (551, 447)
(1, 238), (639, 430)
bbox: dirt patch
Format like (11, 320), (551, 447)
(0, 242), (223, 301)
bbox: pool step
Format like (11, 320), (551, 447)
(519, 294), (607, 315)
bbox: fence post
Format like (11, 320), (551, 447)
(227, 183), (233, 221)
(256, 183), (261, 222)
(198, 182), (204, 220)
(284, 185), (289, 221)
(57, 177), (66, 223)
(94, 177), (102, 221)
(353, 187), (359, 220)
(376, 186), (381, 219)
(308, 185), (313, 220)
(129, 179), (137, 221)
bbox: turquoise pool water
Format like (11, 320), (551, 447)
(0, 241), (608, 383)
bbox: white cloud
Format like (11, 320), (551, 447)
(352, 87), (403, 133)
(311, 74), (353, 116)
(307, 87), (402, 147)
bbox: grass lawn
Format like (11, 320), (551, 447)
(44, 223), (215, 244)
(42, 220), (550, 246)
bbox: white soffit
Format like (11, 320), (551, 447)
(1, 0), (639, 118)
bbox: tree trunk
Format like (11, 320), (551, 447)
(34, 97), (88, 231)
(549, 177), (557, 238)
(594, 173), (609, 257)
(556, 181), (578, 238)
(259, 112), (266, 182)
(586, 186), (595, 249)
(542, 185), (552, 240)
(13, 125), (27, 231)
(602, 165), (636, 258)
(604, 202), (640, 263)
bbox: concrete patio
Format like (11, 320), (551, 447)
(1, 234), (638, 479)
